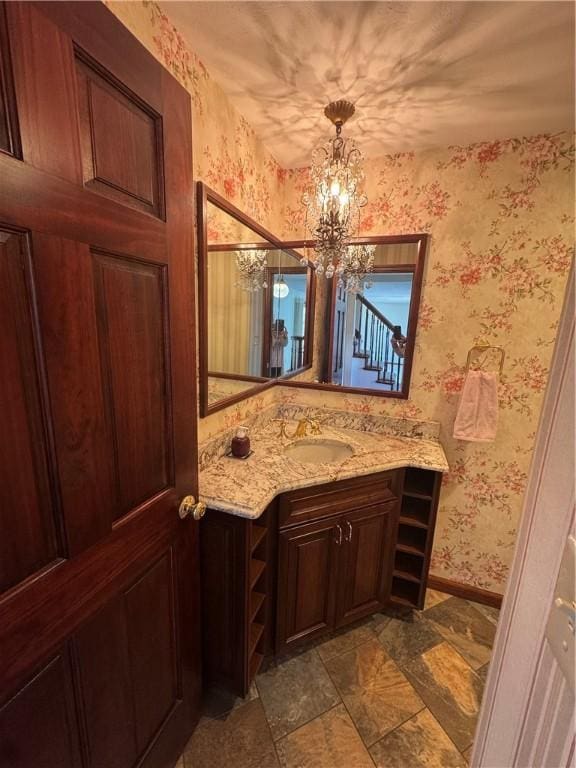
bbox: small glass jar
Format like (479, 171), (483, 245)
(231, 426), (250, 458)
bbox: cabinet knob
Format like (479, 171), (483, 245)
(179, 495), (206, 521)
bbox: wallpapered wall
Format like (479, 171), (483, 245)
(107, 1), (574, 593)
(280, 135), (574, 592)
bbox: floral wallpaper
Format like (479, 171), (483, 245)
(281, 133), (574, 593)
(106, 2), (574, 594)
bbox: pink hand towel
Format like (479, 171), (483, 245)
(453, 370), (499, 442)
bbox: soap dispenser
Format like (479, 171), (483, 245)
(231, 425), (251, 458)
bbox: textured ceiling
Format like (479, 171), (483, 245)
(165, 1), (575, 168)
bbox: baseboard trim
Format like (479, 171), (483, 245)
(428, 575), (503, 609)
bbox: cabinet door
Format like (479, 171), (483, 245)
(277, 517), (342, 652)
(336, 502), (396, 628)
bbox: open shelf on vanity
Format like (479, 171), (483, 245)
(394, 550), (425, 581)
(389, 468), (442, 610)
(397, 523), (427, 554)
(390, 576), (421, 606)
(251, 523), (267, 553)
(403, 467), (437, 499)
(250, 591), (266, 623)
(247, 517), (269, 691)
(200, 507), (274, 697)
(250, 559), (266, 589)
(399, 495), (431, 528)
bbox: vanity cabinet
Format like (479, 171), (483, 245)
(200, 467), (441, 696)
(276, 494), (398, 653)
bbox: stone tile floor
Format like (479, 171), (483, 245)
(179, 590), (499, 768)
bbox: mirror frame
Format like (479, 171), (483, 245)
(197, 182), (316, 417)
(278, 234), (429, 399)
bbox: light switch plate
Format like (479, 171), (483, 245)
(545, 533), (576, 690)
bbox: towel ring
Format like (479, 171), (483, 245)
(465, 344), (505, 376)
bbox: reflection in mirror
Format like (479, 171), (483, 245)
(206, 245), (269, 380)
(264, 251), (309, 378)
(273, 234), (428, 399)
(198, 184), (315, 416)
(329, 241), (420, 394)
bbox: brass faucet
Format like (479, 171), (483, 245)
(274, 417), (322, 439)
(294, 417), (322, 437)
(310, 419), (322, 435)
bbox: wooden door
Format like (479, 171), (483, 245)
(276, 517), (341, 652)
(336, 502), (396, 628)
(0, 4), (200, 768)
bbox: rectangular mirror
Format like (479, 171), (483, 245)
(281, 234), (428, 399)
(197, 183), (315, 416)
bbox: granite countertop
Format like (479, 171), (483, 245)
(199, 419), (449, 519)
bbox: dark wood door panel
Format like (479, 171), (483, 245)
(93, 252), (173, 518)
(277, 518), (340, 650)
(337, 502), (395, 627)
(125, 553), (179, 752)
(74, 550), (180, 768)
(0, 4), (20, 158)
(6, 2), (82, 183)
(33, 1), (164, 114)
(75, 54), (164, 218)
(0, 650), (81, 768)
(294, 538), (331, 630)
(0, 227), (61, 593)
(0, 493), (177, 701)
(0, 155), (166, 262)
(0, 544), (189, 768)
(74, 598), (136, 768)
(31, 232), (116, 556)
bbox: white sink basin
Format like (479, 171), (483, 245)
(284, 439), (354, 464)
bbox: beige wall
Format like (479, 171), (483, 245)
(108, 2), (574, 594)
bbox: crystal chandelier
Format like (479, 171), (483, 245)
(302, 100), (368, 289)
(235, 249), (268, 292)
(339, 244), (376, 293)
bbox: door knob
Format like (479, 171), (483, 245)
(178, 495), (206, 521)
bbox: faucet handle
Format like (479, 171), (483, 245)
(309, 419), (322, 435)
(272, 418), (290, 438)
